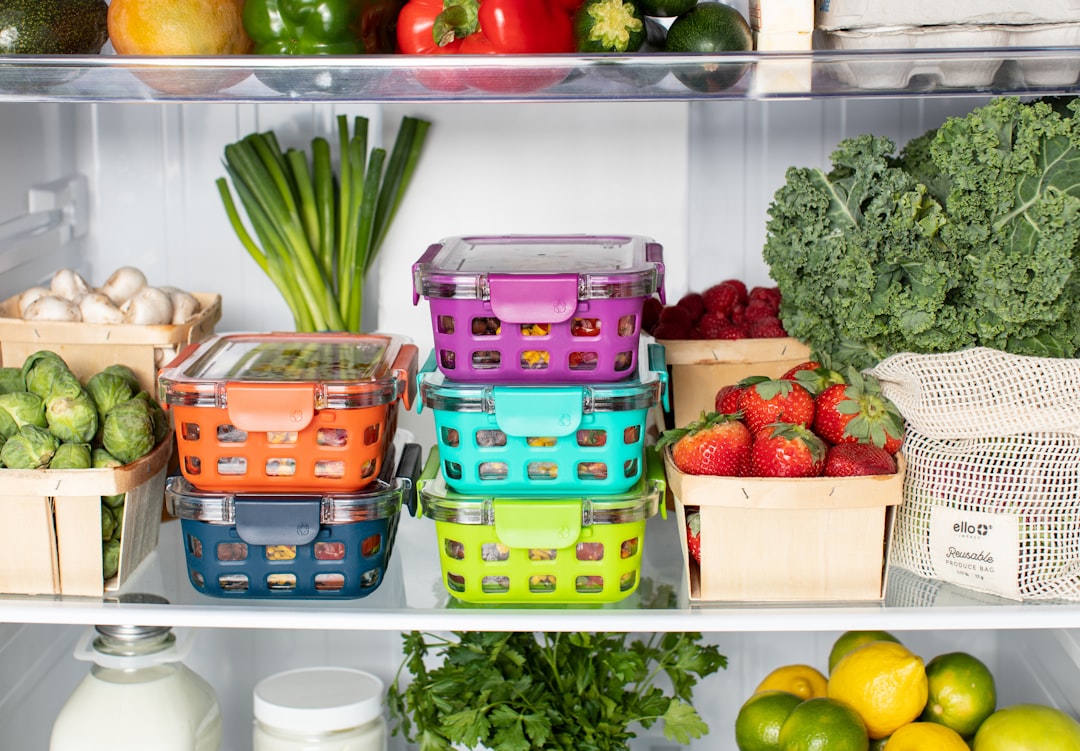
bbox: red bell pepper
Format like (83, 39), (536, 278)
(397, 0), (579, 56)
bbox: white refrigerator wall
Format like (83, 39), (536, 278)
(0, 95), (1018, 749)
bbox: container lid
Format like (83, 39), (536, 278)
(157, 332), (418, 422)
(418, 468), (664, 527)
(253, 667), (384, 733)
(418, 345), (666, 421)
(412, 234), (666, 305)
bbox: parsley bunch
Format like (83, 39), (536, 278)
(388, 631), (726, 751)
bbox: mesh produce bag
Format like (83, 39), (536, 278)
(869, 348), (1080, 601)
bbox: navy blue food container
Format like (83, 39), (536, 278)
(166, 443), (421, 599)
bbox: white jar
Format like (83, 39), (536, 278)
(50, 623), (222, 751)
(253, 667), (388, 751)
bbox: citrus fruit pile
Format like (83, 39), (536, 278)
(734, 630), (1080, 751)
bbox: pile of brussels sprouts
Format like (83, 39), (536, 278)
(0, 351), (169, 579)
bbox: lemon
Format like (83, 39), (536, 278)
(756, 664), (829, 700)
(884, 721), (969, 751)
(736, 690), (804, 751)
(827, 641), (928, 739)
(973, 704), (1080, 751)
(921, 651), (996, 737)
(828, 631), (901, 674)
(778, 697), (869, 751)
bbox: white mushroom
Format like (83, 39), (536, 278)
(159, 286), (201, 324)
(23, 295), (82, 322)
(50, 268), (91, 302)
(17, 286), (51, 317)
(78, 292), (126, 324)
(100, 266), (147, 306)
(120, 285), (173, 325)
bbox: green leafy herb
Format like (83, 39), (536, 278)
(216, 114), (430, 333)
(388, 631), (726, 751)
(763, 96), (1080, 370)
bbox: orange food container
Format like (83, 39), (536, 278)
(158, 332), (418, 493)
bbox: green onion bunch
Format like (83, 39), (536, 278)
(216, 114), (430, 332)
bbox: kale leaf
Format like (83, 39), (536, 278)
(764, 96), (1080, 369)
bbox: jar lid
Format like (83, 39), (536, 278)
(253, 667), (384, 733)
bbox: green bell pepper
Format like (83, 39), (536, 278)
(244, 0), (405, 55)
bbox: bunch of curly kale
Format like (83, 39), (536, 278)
(763, 96), (1080, 370)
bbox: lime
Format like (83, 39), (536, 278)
(828, 631), (901, 674)
(885, 721), (969, 751)
(736, 690), (804, 751)
(973, 704), (1080, 751)
(756, 664), (829, 700)
(779, 697), (869, 751)
(827, 641), (928, 739)
(921, 651), (996, 737)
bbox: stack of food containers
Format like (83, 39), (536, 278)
(158, 332), (420, 599)
(412, 235), (669, 604)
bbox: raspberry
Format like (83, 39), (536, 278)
(718, 278), (748, 305)
(713, 323), (747, 340)
(748, 315), (787, 338)
(748, 285), (782, 311)
(658, 304), (693, 330)
(652, 322), (689, 340)
(730, 303), (746, 325)
(642, 297), (664, 333)
(696, 310), (732, 339)
(744, 298), (777, 323)
(676, 292), (706, 323)
(702, 283), (739, 316)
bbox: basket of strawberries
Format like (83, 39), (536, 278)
(658, 359), (906, 602)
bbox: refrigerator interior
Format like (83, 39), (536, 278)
(0, 68), (1073, 749)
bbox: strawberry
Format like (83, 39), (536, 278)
(781, 361), (821, 380)
(676, 292), (706, 323)
(702, 282), (740, 316)
(824, 442), (897, 477)
(714, 383), (744, 415)
(747, 315), (787, 338)
(750, 422), (827, 478)
(813, 368), (905, 454)
(737, 377), (815, 434)
(791, 364), (846, 396)
(658, 411), (752, 477)
(686, 510), (702, 563)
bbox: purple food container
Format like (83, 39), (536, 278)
(412, 235), (665, 384)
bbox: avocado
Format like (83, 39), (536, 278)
(665, 2), (753, 93)
(0, 0), (109, 55)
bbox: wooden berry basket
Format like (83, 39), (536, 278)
(0, 437), (171, 597)
(663, 447), (904, 602)
(655, 336), (811, 429)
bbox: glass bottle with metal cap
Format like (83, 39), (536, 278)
(49, 611), (222, 751)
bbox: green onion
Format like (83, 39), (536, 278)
(217, 115), (431, 333)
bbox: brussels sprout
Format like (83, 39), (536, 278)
(87, 372), (134, 423)
(102, 397), (155, 464)
(45, 389), (99, 444)
(0, 367), (24, 394)
(92, 448), (122, 469)
(102, 539), (120, 580)
(0, 424), (60, 469)
(102, 492), (125, 509)
(102, 364), (141, 395)
(111, 505), (124, 541)
(101, 503), (117, 541)
(135, 391), (169, 444)
(0, 391), (47, 437)
(49, 442), (92, 469)
(0, 410), (15, 441)
(22, 351), (79, 401)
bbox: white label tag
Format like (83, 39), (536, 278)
(929, 506), (1021, 600)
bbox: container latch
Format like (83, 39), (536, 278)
(488, 274), (578, 323)
(234, 498), (322, 546)
(493, 386), (583, 437)
(225, 382), (316, 432)
(492, 499), (582, 549)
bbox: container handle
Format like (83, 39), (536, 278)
(411, 242), (444, 305)
(391, 343), (419, 411)
(234, 498), (322, 546)
(225, 382), (316, 432)
(492, 499), (583, 549)
(643, 446), (668, 521)
(492, 385), (583, 437)
(395, 443), (424, 517)
(645, 242), (666, 304)
(488, 274), (579, 324)
(415, 447), (443, 518)
(414, 349), (438, 414)
(647, 342), (670, 412)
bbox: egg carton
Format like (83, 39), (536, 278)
(816, 0), (1080, 31)
(820, 23), (1080, 90)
